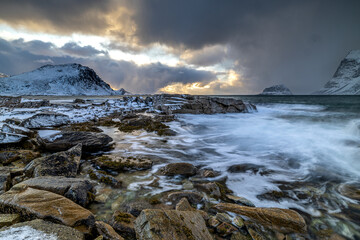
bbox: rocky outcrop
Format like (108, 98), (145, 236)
(0, 214), (20, 227)
(314, 50), (360, 95)
(24, 144), (82, 177)
(21, 112), (70, 128)
(134, 209), (213, 240)
(0, 186), (95, 233)
(259, 84), (293, 95)
(167, 191), (204, 205)
(39, 131), (113, 152)
(0, 219), (85, 240)
(16, 176), (94, 207)
(153, 95), (255, 114)
(215, 203), (307, 234)
(110, 211), (136, 239)
(159, 162), (197, 176)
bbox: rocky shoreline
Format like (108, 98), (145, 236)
(0, 94), (348, 240)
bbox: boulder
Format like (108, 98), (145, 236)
(110, 211), (136, 239)
(0, 167), (12, 194)
(167, 191), (204, 205)
(134, 209), (213, 240)
(215, 203), (307, 234)
(88, 169), (122, 188)
(21, 112), (70, 128)
(0, 123), (34, 137)
(160, 162), (197, 177)
(24, 144), (82, 178)
(120, 200), (154, 217)
(195, 182), (221, 197)
(95, 221), (124, 240)
(40, 131), (113, 152)
(0, 186), (95, 233)
(16, 176), (94, 207)
(176, 198), (194, 211)
(0, 219), (84, 240)
(226, 195), (255, 207)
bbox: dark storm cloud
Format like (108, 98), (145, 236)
(129, 0), (360, 93)
(0, 38), (216, 93)
(0, 0), (114, 34)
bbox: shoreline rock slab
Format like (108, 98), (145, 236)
(16, 176), (94, 207)
(40, 131), (113, 152)
(0, 186), (95, 233)
(134, 209), (213, 240)
(0, 219), (85, 240)
(160, 162), (197, 177)
(215, 203), (307, 234)
(24, 144), (82, 178)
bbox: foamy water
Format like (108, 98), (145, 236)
(101, 96), (360, 238)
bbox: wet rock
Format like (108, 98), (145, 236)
(233, 216), (245, 229)
(196, 182), (221, 197)
(40, 131), (113, 152)
(120, 200), (154, 217)
(60, 122), (103, 133)
(110, 211), (136, 239)
(160, 162), (197, 177)
(0, 219), (84, 240)
(95, 155), (152, 171)
(95, 221), (124, 240)
(21, 112), (70, 128)
(0, 186), (95, 233)
(0, 150), (40, 165)
(217, 222), (238, 237)
(215, 203), (307, 234)
(167, 191), (204, 205)
(24, 144), (82, 178)
(134, 209), (213, 240)
(216, 212), (233, 224)
(227, 163), (273, 176)
(88, 169), (122, 188)
(118, 115), (175, 136)
(226, 195), (255, 207)
(0, 213), (20, 227)
(16, 176), (94, 207)
(199, 168), (218, 178)
(176, 197), (194, 211)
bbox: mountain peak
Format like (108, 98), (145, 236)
(0, 63), (128, 96)
(314, 50), (360, 95)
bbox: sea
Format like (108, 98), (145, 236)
(99, 95), (360, 239)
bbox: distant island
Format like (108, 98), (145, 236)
(259, 84), (293, 95)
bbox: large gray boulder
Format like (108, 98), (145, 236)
(40, 131), (113, 152)
(21, 112), (70, 128)
(0, 219), (84, 240)
(24, 144), (82, 177)
(16, 176), (94, 207)
(134, 209), (212, 240)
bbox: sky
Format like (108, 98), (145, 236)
(0, 0), (359, 94)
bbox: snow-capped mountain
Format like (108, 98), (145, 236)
(314, 50), (360, 95)
(0, 73), (9, 78)
(259, 84), (293, 95)
(115, 88), (131, 95)
(0, 63), (127, 96)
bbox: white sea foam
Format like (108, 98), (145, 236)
(0, 226), (57, 240)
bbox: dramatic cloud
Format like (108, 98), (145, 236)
(0, 0), (360, 93)
(0, 38), (216, 93)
